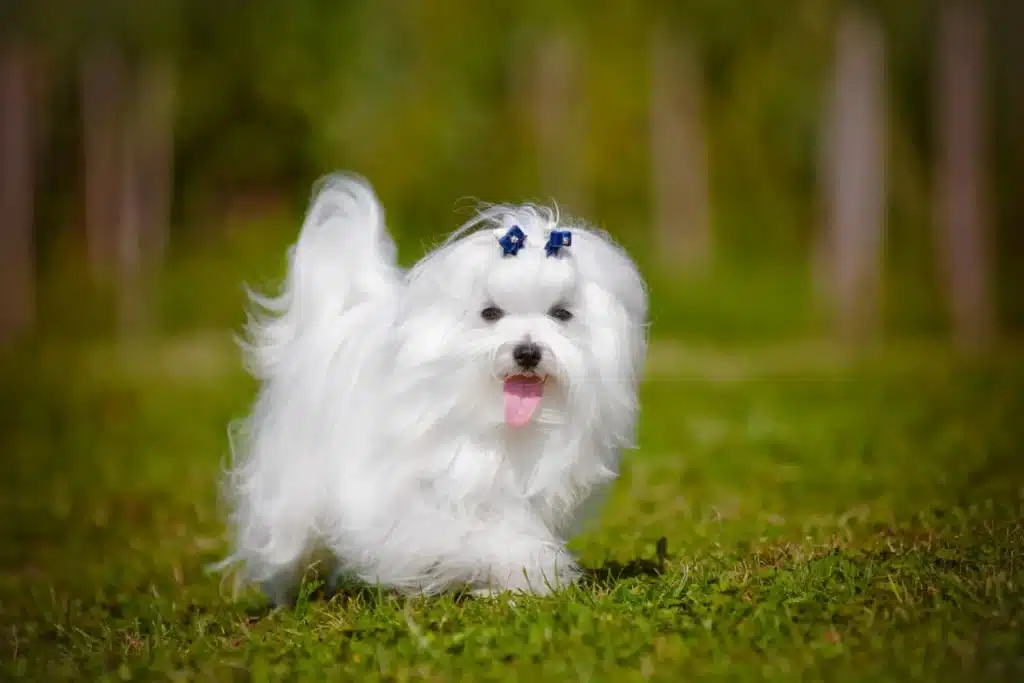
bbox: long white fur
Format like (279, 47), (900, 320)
(215, 173), (648, 603)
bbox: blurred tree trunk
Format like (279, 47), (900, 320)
(532, 33), (589, 217)
(116, 90), (144, 339)
(115, 57), (176, 340)
(135, 57), (175, 283)
(650, 26), (710, 272)
(935, 0), (995, 351)
(819, 8), (887, 344)
(1007, 1), (1024, 235)
(0, 41), (39, 345)
(81, 46), (127, 281)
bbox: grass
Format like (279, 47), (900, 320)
(5, 209), (1024, 681)
(1, 336), (1022, 682)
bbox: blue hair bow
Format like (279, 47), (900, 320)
(498, 226), (527, 256)
(545, 230), (572, 257)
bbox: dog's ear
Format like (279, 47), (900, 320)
(570, 229), (648, 326)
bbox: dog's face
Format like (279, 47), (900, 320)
(388, 207), (647, 445)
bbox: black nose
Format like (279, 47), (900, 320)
(512, 342), (542, 370)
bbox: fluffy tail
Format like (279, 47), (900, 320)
(241, 173), (401, 379)
(214, 173), (401, 602)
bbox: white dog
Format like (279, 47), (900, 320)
(215, 173), (648, 604)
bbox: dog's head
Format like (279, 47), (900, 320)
(385, 204), (647, 450)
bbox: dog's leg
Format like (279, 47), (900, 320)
(463, 526), (581, 596)
(347, 499), (581, 596)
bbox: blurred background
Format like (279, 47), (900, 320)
(2, 4), (1024, 675)
(0, 0), (1022, 358)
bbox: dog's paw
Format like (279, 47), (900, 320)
(471, 587), (524, 608)
(490, 545), (581, 596)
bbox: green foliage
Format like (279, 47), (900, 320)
(2, 341), (1023, 680)
(6, 7), (1021, 678)
(13, 0), (1023, 336)
(25, 1), (1012, 240)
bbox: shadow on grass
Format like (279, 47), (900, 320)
(581, 536), (669, 587)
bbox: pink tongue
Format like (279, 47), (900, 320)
(503, 376), (544, 428)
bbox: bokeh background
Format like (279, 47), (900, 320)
(3, 1), (1024, 678)
(1, 0), (1021, 351)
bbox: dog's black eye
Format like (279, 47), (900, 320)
(549, 306), (573, 322)
(481, 306), (505, 322)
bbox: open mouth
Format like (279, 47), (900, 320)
(503, 372), (546, 428)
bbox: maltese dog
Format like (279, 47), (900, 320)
(215, 173), (648, 604)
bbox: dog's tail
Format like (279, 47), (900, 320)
(241, 173), (401, 380)
(213, 174), (400, 602)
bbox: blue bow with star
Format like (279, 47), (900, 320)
(545, 230), (572, 256)
(498, 226), (527, 256)
(497, 226), (572, 257)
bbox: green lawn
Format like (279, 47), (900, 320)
(1, 340), (1023, 682)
